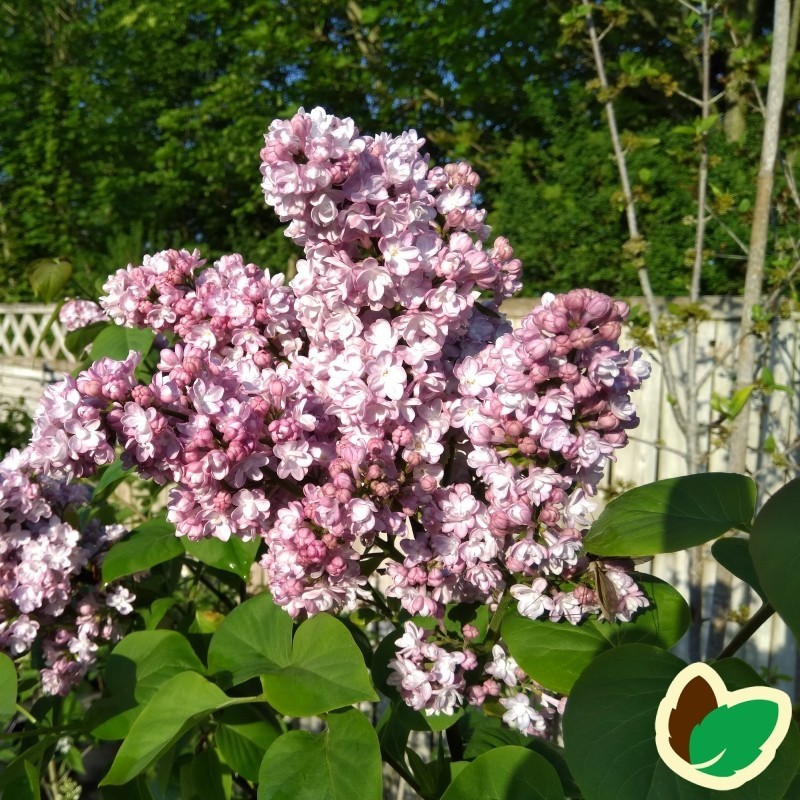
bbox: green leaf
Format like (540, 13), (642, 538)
(441, 746), (564, 800)
(215, 705), (281, 783)
(502, 573), (689, 693)
(0, 759), (41, 800)
(261, 613), (379, 716)
(257, 708), (382, 800)
(689, 700), (781, 777)
(207, 592), (293, 687)
(102, 518), (184, 583)
(101, 776), (156, 800)
(101, 672), (232, 785)
(584, 474), (757, 556)
(0, 653), (17, 722)
(750, 479), (800, 640)
(562, 646), (800, 799)
(91, 630), (205, 739)
(179, 747), (232, 800)
(29, 257), (72, 302)
(92, 459), (133, 503)
(711, 538), (767, 602)
(209, 592), (376, 715)
(183, 535), (260, 581)
(89, 325), (155, 361)
(64, 321), (110, 357)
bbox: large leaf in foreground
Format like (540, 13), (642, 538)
(257, 708), (381, 800)
(750, 478), (800, 640)
(441, 746), (564, 800)
(584, 473), (756, 556)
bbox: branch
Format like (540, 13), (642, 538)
(715, 601), (775, 660)
(584, 9), (690, 443)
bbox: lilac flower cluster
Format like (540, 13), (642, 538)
(0, 449), (133, 695)
(26, 107), (650, 721)
(58, 299), (107, 332)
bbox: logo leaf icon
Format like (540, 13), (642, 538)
(688, 699), (781, 777)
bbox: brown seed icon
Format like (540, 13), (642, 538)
(667, 674), (718, 762)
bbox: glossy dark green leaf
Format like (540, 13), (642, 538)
(89, 325), (154, 361)
(101, 672), (232, 785)
(711, 537), (767, 602)
(102, 518), (184, 583)
(750, 479), (800, 639)
(562, 645), (800, 799)
(584, 474), (757, 556)
(257, 708), (382, 800)
(503, 573), (689, 693)
(183, 535), (260, 581)
(441, 746), (564, 800)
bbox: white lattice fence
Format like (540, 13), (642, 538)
(0, 304), (75, 413)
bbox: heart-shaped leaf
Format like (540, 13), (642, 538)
(208, 594), (377, 716)
(215, 705), (281, 783)
(183, 535), (260, 581)
(584, 473), (757, 556)
(257, 708), (382, 800)
(89, 325), (154, 361)
(260, 613), (378, 716)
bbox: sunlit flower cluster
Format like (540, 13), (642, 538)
(27, 107), (649, 721)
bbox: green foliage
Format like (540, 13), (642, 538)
(89, 325), (155, 362)
(257, 708), (382, 800)
(101, 671), (235, 785)
(711, 537), (767, 602)
(441, 746), (564, 800)
(102, 518), (185, 583)
(584, 473), (757, 556)
(750, 479), (800, 640)
(502, 574), (689, 693)
(183, 535), (260, 581)
(0, 652), (17, 722)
